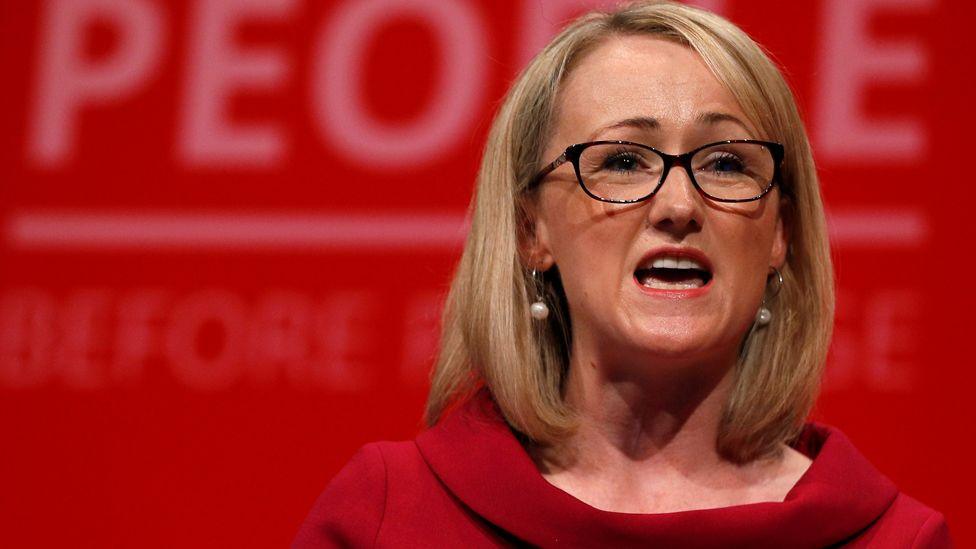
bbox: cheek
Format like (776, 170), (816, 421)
(717, 217), (780, 299)
(542, 196), (635, 311)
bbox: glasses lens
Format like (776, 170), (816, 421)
(577, 143), (664, 202)
(691, 142), (775, 201)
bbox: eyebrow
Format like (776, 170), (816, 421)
(588, 111), (752, 140)
(695, 111), (751, 131)
(588, 116), (659, 140)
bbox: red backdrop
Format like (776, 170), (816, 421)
(1, 0), (973, 546)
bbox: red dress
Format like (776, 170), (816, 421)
(294, 391), (953, 548)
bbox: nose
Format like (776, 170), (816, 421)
(644, 163), (705, 237)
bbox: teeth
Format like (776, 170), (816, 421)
(649, 256), (705, 270)
(640, 276), (702, 289)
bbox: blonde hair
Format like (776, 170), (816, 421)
(425, 0), (834, 463)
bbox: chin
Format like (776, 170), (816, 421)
(624, 322), (732, 366)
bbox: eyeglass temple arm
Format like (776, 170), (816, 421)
(529, 152), (568, 188)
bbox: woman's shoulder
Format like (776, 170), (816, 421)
(292, 439), (485, 548)
(306, 439), (429, 489)
(860, 491), (952, 547)
(795, 422), (953, 547)
(292, 443), (393, 548)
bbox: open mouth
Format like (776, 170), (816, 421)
(634, 256), (713, 290)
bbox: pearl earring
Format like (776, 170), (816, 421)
(529, 268), (549, 320)
(755, 307), (772, 326)
(755, 267), (784, 328)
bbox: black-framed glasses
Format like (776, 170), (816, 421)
(529, 139), (785, 204)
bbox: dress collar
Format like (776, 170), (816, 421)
(416, 390), (897, 548)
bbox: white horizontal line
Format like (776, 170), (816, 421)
(5, 210), (469, 251)
(4, 208), (926, 251)
(826, 209), (928, 247)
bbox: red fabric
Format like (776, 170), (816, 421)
(294, 391), (952, 548)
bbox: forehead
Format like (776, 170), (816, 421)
(553, 34), (755, 142)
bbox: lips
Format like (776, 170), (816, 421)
(634, 248), (713, 291)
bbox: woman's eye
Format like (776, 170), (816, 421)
(709, 154), (745, 173)
(602, 153), (641, 172)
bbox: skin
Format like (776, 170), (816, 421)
(524, 35), (811, 513)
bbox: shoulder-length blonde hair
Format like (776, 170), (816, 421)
(425, 0), (834, 463)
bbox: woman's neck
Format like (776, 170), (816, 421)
(552, 353), (736, 473)
(528, 353), (811, 514)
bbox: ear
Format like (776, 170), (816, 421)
(770, 196), (792, 269)
(517, 194), (555, 272)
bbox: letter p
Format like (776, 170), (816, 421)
(29, 0), (164, 166)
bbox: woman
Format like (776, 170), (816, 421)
(295, 2), (951, 547)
